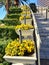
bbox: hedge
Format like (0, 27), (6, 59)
(0, 26), (19, 40)
(0, 19), (21, 26)
(7, 14), (21, 19)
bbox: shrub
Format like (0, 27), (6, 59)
(0, 19), (21, 26)
(9, 6), (22, 11)
(0, 27), (19, 40)
(0, 63), (3, 65)
(9, 6), (22, 14)
(3, 61), (11, 65)
(0, 39), (12, 64)
(7, 14), (21, 19)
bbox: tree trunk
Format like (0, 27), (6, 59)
(6, 0), (11, 13)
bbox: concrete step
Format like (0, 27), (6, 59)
(40, 34), (49, 37)
(41, 40), (49, 44)
(41, 44), (49, 48)
(40, 48), (49, 59)
(40, 59), (49, 65)
(39, 27), (49, 29)
(39, 24), (49, 26)
(40, 34), (49, 36)
(35, 14), (49, 59)
(38, 21), (49, 24)
(41, 36), (49, 41)
(40, 36), (49, 48)
(39, 32), (49, 34)
(39, 31), (49, 33)
(39, 29), (49, 33)
(38, 29), (45, 31)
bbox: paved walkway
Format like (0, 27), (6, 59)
(34, 13), (49, 59)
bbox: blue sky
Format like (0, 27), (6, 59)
(22, 0), (37, 5)
(30, 0), (37, 5)
(0, 5), (7, 19)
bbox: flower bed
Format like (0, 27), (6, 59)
(5, 39), (35, 56)
(15, 24), (34, 36)
(19, 15), (31, 21)
(19, 5), (32, 21)
(15, 24), (34, 30)
(3, 5), (37, 65)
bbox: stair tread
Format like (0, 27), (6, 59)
(35, 13), (49, 59)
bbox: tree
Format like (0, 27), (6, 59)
(5, 0), (29, 13)
(29, 3), (37, 13)
(6, 0), (11, 13)
(14, 0), (19, 6)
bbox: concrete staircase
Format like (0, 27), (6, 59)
(35, 13), (49, 59)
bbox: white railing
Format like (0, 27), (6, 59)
(31, 10), (41, 65)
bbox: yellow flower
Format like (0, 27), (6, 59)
(5, 39), (35, 56)
(15, 24), (34, 30)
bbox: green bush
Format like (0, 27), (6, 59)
(0, 53), (3, 62)
(0, 61), (11, 65)
(9, 10), (22, 14)
(0, 19), (21, 26)
(0, 5), (22, 65)
(9, 6), (22, 14)
(7, 14), (21, 19)
(0, 39), (12, 64)
(0, 40), (10, 55)
(0, 26), (19, 40)
(0, 63), (3, 65)
(9, 6), (22, 12)
(3, 61), (11, 65)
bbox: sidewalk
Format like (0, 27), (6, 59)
(34, 13), (49, 64)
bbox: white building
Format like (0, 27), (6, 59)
(37, 0), (49, 7)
